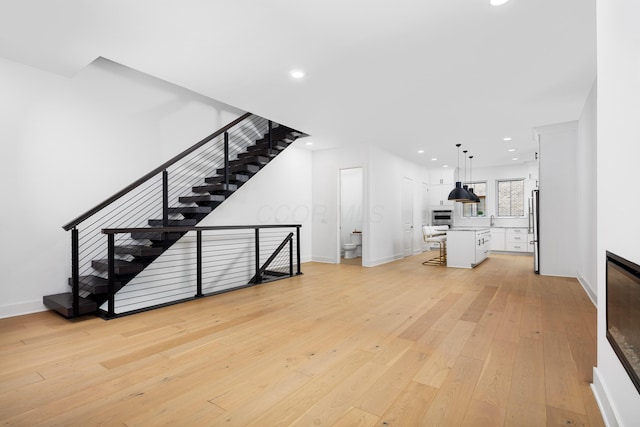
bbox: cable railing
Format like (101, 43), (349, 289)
(56, 112), (301, 317)
(100, 224), (302, 317)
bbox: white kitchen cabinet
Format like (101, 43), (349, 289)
(506, 228), (530, 253)
(430, 168), (455, 186)
(429, 168), (455, 207)
(490, 228), (506, 251)
(430, 184), (455, 207)
(447, 228), (491, 268)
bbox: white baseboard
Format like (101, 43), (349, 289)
(0, 300), (47, 319)
(577, 273), (598, 307)
(311, 255), (338, 264)
(592, 367), (619, 427)
(366, 254), (404, 267)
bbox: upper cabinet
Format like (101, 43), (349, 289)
(430, 168), (455, 207)
(430, 168), (455, 185)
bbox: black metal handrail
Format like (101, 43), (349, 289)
(62, 112), (253, 231)
(101, 224), (302, 317)
(101, 224), (302, 234)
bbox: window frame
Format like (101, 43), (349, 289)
(462, 180), (487, 218)
(496, 178), (526, 218)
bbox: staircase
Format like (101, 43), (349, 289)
(43, 114), (305, 318)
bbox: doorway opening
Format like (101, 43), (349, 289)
(339, 168), (363, 265)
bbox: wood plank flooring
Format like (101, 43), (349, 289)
(0, 254), (604, 426)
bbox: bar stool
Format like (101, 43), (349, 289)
(422, 226), (448, 266)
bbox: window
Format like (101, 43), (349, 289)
(497, 179), (525, 216)
(463, 181), (487, 217)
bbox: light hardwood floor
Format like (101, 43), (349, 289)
(0, 254), (604, 426)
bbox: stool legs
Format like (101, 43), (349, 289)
(422, 241), (447, 266)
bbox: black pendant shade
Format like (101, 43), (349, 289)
(448, 181), (472, 201)
(467, 187), (480, 203)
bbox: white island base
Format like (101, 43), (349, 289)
(446, 228), (491, 268)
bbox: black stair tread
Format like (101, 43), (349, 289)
(131, 231), (183, 242)
(168, 206), (213, 215)
(229, 155), (270, 166)
(115, 244), (164, 257)
(178, 194), (225, 203)
(148, 219), (198, 227)
(237, 149), (277, 159)
(191, 183), (237, 194)
(248, 140), (289, 151)
(204, 174), (249, 184)
(92, 259), (146, 275)
(68, 275), (123, 294)
(43, 293), (97, 318)
(261, 126), (293, 140)
(216, 164), (260, 175)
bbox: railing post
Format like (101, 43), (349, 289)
(289, 235), (293, 277)
(107, 233), (115, 318)
(224, 132), (229, 188)
(196, 230), (203, 297)
(71, 228), (79, 317)
(162, 170), (169, 227)
(296, 226), (302, 275)
(254, 228), (262, 284)
(268, 120), (272, 151)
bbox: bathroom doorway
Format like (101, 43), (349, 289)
(339, 167), (363, 265)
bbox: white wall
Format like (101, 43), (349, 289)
(311, 144), (369, 264)
(537, 121), (579, 278)
(594, 1), (640, 425)
(577, 81), (598, 303)
(0, 56), (265, 318)
(311, 144), (430, 266)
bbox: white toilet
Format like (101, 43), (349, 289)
(343, 232), (362, 259)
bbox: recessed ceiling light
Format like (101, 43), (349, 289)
(512, 157), (519, 161)
(490, 0), (511, 6)
(431, 158), (437, 161)
(503, 137), (512, 141)
(290, 69), (305, 79)
(418, 150), (424, 154)
(305, 141), (313, 146)
(443, 165), (449, 168)
(508, 148), (516, 152)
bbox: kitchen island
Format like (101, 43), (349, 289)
(446, 227), (491, 268)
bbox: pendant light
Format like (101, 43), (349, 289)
(466, 155), (480, 203)
(448, 144), (472, 201)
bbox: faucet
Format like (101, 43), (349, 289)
(490, 215), (495, 226)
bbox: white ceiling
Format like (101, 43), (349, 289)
(0, 0), (596, 168)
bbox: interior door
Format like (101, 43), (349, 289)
(402, 177), (414, 257)
(422, 182), (429, 250)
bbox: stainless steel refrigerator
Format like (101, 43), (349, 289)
(530, 189), (540, 274)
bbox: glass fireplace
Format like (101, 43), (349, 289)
(606, 251), (640, 393)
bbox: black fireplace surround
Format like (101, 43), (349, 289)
(606, 251), (640, 394)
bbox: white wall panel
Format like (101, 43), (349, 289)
(595, 0), (640, 425)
